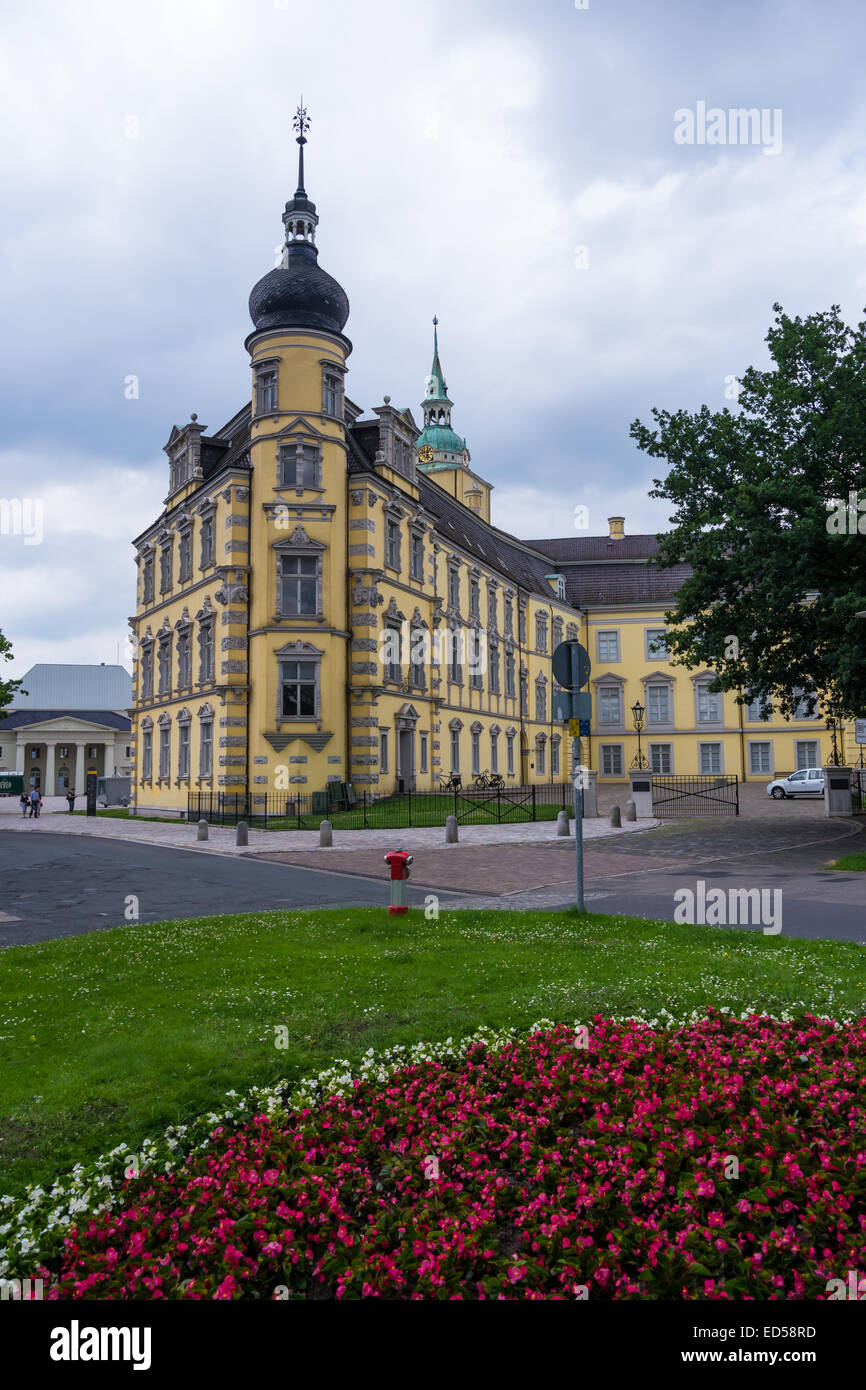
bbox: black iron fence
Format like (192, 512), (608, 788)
(651, 774), (739, 818)
(188, 782), (574, 831)
(852, 769), (866, 815)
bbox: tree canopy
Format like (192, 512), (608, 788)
(631, 303), (866, 719)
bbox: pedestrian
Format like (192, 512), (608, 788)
(66, 787), (75, 814)
(20, 790), (28, 818)
(29, 786), (41, 819)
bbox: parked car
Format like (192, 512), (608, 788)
(766, 769), (825, 799)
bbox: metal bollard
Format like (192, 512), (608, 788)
(197, 818), (209, 841)
(236, 820), (248, 847)
(556, 809), (571, 836)
(624, 799), (636, 822)
(609, 805), (621, 828)
(319, 819), (333, 847)
(445, 814), (458, 844)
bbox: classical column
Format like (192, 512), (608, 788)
(44, 741), (56, 794)
(104, 740), (116, 777)
(15, 738), (25, 775)
(74, 742), (86, 792)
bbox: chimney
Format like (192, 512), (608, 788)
(608, 516), (625, 540)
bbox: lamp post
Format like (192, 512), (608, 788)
(630, 699), (648, 770)
(826, 699), (842, 767)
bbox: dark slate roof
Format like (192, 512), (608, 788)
(562, 561), (692, 606)
(0, 710), (132, 731)
(201, 404), (252, 479)
(526, 534), (663, 561)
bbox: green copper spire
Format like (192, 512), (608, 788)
(416, 316), (469, 467)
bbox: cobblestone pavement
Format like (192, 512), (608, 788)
(0, 808), (656, 856)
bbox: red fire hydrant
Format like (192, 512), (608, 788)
(384, 849), (414, 916)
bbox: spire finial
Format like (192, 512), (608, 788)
(293, 99), (310, 195)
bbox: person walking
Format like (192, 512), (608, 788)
(66, 788), (75, 814)
(29, 786), (41, 819)
(20, 790), (28, 818)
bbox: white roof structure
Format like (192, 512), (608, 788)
(11, 664), (132, 711)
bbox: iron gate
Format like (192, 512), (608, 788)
(852, 769), (866, 815)
(651, 774), (739, 818)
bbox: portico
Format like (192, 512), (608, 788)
(4, 719), (128, 793)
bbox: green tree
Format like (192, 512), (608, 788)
(0, 629), (24, 714)
(631, 303), (866, 719)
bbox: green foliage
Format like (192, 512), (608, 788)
(631, 303), (866, 717)
(0, 629), (23, 714)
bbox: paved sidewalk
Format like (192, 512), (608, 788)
(0, 809), (657, 857)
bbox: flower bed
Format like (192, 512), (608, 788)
(22, 1013), (866, 1299)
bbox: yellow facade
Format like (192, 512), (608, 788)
(127, 146), (840, 815)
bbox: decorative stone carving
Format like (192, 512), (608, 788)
(352, 584), (384, 607)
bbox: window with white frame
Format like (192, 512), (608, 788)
(791, 687), (817, 719)
(597, 630), (620, 662)
(795, 740), (820, 769)
(257, 369), (278, 414)
(410, 532), (424, 581)
(696, 683), (722, 723)
(699, 742), (722, 774)
(645, 628), (668, 659)
(506, 730), (515, 775)
(199, 516), (214, 568)
(746, 694), (771, 721)
(649, 743), (672, 774)
(178, 721), (190, 780)
(280, 553), (319, 616)
(749, 741), (772, 775)
(386, 519), (401, 571)
(471, 727), (481, 775)
(280, 660), (317, 717)
(646, 684), (671, 724)
(141, 729), (152, 780)
(600, 744), (624, 777)
(158, 724), (171, 780)
(280, 442), (319, 489)
(598, 685), (622, 725)
(178, 530), (192, 583)
(322, 368), (342, 417)
(199, 721), (213, 777)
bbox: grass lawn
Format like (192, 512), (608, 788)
(1, 906), (864, 1202)
(828, 851), (866, 870)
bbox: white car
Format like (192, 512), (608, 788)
(766, 769), (825, 799)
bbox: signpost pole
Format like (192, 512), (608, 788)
(573, 732), (585, 913)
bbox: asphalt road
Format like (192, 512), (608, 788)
(0, 831), (447, 946)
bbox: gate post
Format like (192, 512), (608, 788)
(628, 770), (654, 818)
(823, 765), (854, 817)
(531, 785), (537, 820)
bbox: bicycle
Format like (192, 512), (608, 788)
(473, 770), (505, 790)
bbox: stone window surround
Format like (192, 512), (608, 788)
(139, 718), (153, 783)
(273, 525), (325, 620)
(594, 671), (627, 730)
(596, 629), (621, 662)
(197, 498), (217, 572)
(692, 671), (725, 729)
(198, 702), (215, 779)
(409, 527), (426, 582)
(157, 625), (173, 696)
(644, 626), (669, 660)
(278, 432), (323, 492)
(275, 639), (324, 729)
(158, 529), (174, 594)
(320, 357), (347, 419)
(642, 672), (675, 732)
(649, 741), (674, 774)
(598, 741), (625, 778)
(176, 706), (192, 785)
(177, 514), (193, 583)
(196, 598), (216, 685)
(157, 711), (172, 784)
(254, 357), (281, 417)
(175, 612), (193, 691)
(698, 739), (725, 775)
(747, 738), (775, 777)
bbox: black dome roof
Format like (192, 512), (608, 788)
(248, 242), (349, 336)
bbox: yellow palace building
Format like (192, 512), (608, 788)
(128, 113), (837, 816)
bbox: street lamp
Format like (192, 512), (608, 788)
(826, 699), (842, 767)
(630, 699), (648, 770)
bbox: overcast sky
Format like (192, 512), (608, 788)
(3, 0), (866, 678)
